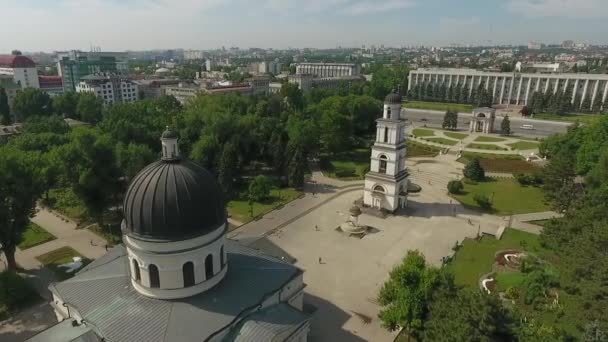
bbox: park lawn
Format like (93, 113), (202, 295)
(412, 128), (435, 137)
(466, 143), (508, 151)
(495, 272), (527, 292)
(45, 187), (88, 222)
(407, 141), (440, 157)
(405, 100), (473, 113)
(424, 137), (458, 146)
(227, 188), (303, 224)
(320, 148), (370, 179)
(534, 113), (600, 124)
(18, 223), (56, 250)
(508, 141), (539, 150)
(447, 228), (545, 288)
(36, 246), (91, 281)
(443, 131), (468, 140)
(451, 178), (550, 215)
(0, 271), (41, 320)
(475, 136), (506, 142)
(88, 224), (122, 246)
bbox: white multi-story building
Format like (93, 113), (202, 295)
(408, 68), (608, 110)
(296, 63), (360, 78)
(0, 55), (40, 89)
(76, 74), (139, 105)
(184, 50), (205, 60)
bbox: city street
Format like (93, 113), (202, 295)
(404, 108), (572, 138)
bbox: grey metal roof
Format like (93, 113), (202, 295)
(230, 303), (310, 342)
(49, 241), (303, 342)
(122, 159), (226, 242)
(26, 319), (101, 342)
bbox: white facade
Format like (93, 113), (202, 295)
(409, 68), (608, 110)
(76, 76), (139, 105)
(0, 66), (39, 89)
(363, 96), (409, 212)
(296, 63), (360, 78)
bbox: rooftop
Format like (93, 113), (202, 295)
(0, 55), (36, 68)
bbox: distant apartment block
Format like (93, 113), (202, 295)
(57, 51), (128, 91)
(76, 74), (139, 105)
(296, 63), (360, 78)
(408, 68), (608, 110)
(184, 50), (205, 60)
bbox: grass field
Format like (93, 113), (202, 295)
(447, 228), (545, 288)
(228, 188), (303, 224)
(18, 223), (56, 250)
(466, 143), (508, 151)
(495, 272), (527, 292)
(451, 178), (549, 214)
(457, 153), (539, 174)
(320, 148), (369, 179)
(443, 131), (468, 140)
(508, 141), (540, 150)
(45, 187), (87, 222)
(534, 113), (600, 124)
(412, 128), (435, 137)
(404, 101), (473, 113)
(424, 137), (459, 146)
(36, 246), (91, 280)
(407, 141), (441, 157)
(475, 136), (506, 142)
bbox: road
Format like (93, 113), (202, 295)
(403, 108), (571, 138)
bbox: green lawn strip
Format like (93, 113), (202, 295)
(474, 136), (506, 142)
(507, 141), (540, 150)
(36, 246), (91, 281)
(534, 113), (600, 124)
(0, 271), (41, 320)
(451, 178), (550, 215)
(227, 188), (303, 225)
(457, 152), (539, 174)
(443, 131), (468, 140)
(407, 141), (440, 157)
(18, 223), (56, 250)
(447, 228), (545, 288)
(423, 137), (458, 146)
(320, 148), (370, 179)
(458, 152), (524, 164)
(466, 143), (508, 151)
(404, 100), (473, 113)
(88, 224), (122, 246)
(44, 187), (88, 223)
(495, 272), (527, 292)
(412, 128), (435, 137)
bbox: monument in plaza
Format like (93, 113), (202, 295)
(469, 107), (496, 133)
(363, 91), (410, 212)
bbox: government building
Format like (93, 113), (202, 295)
(296, 62), (360, 78)
(28, 130), (310, 342)
(409, 68), (608, 110)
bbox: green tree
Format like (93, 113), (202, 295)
(319, 109), (352, 154)
(22, 115), (69, 134)
(501, 115), (511, 136)
(421, 289), (516, 342)
(474, 193), (492, 210)
(56, 128), (121, 225)
(280, 83), (304, 110)
(287, 144), (306, 189)
(378, 250), (454, 340)
(52, 91), (79, 118)
(442, 110), (458, 130)
(447, 180), (463, 194)
(115, 142), (156, 181)
(0, 87), (11, 125)
(248, 175), (272, 202)
(464, 158), (485, 181)
(217, 140), (238, 197)
(542, 151), (579, 212)
(190, 134), (220, 170)
(12, 87), (52, 121)
(0, 146), (42, 271)
(76, 93), (103, 123)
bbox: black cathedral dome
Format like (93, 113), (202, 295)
(123, 159), (226, 242)
(384, 91), (402, 104)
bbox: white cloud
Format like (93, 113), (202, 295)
(342, 0), (415, 15)
(506, 0), (608, 18)
(263, 0), (415, 15)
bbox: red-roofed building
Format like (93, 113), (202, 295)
(38, 76), (64, 97)
(0, 55), (40, 89)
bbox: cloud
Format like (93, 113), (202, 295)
(506, 0), (608, 18)
(342, 0), (415, 15)
(263, 0), (415, 15)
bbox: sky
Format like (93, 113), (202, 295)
(2, 0), (608, 52)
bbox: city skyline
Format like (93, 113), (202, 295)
(2, 0), (608, 52)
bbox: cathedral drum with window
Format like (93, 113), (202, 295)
(363, 91), (410, 212)
(122, 127), (228, 299)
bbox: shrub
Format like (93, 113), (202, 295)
(515, 173), (544, 186)
(505, 287), (519, 300)
(474, 194), (492, 210)
(248, 175), (272, 202)
(447, 180), (464, 194)
(463, 158), (485, 181)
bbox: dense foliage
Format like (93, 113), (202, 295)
(408, 83), (493, 107)
(464, 158), (485, 181)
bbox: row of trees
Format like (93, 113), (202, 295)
(528, 89), (605, 115)
(408, 83), (493, 107)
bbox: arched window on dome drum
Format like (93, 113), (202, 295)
(149, 264), (160, 288)
(374, 185), (385, 193)
(183, 262), (195, 287)
(132, 259), (141, 282)
(220, 246), (225, 268)
(379, 155), (388, 174)
(205, 254), (214, 279)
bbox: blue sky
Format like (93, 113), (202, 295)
(2, 0), (608, 52)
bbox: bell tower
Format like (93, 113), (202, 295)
(363, 91), (409, 212)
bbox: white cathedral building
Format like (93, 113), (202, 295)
(29, 129), (310, 342)
(363, 91), (410, 212)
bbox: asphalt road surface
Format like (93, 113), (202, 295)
(403, 108), (572, 138)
